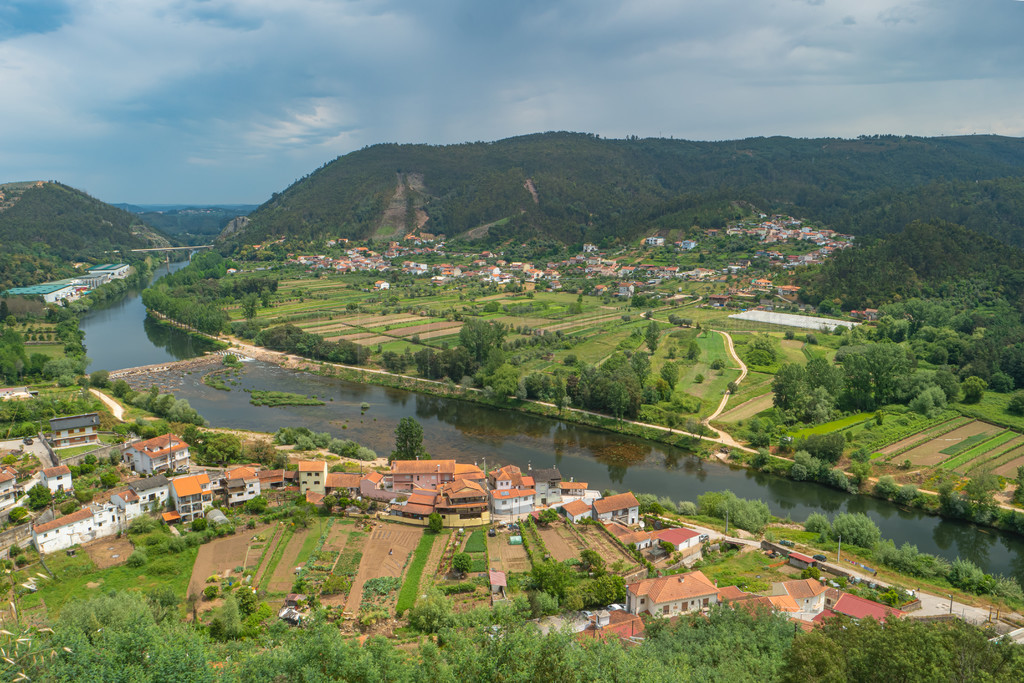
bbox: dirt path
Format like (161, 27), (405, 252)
(267, 528), (313, 594)
(90, 388), (125, 421)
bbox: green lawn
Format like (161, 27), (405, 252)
(53, 443), (105, 457)
(789, 412), (873, 438)
(18, 544), (198, 618)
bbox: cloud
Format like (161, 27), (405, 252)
(0, 0), (1023, 203)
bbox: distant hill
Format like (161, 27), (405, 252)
(219, 132), (1024, 249)
(114, 204), (257, 244)
(0, 181), (174, 289)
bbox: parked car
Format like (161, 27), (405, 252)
(778, 539), (795, 548)
(488, 528), (497, 537)
(699, 534), (709, 542)
(22, 437), (32, 445)
(606, 603), (626, 612)
(812, 554), (827, 562)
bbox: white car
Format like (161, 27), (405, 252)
(607, 603), (626, 612)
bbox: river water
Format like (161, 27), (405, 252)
(78, 275), (1024, 584)
(80, 260), (219, 373)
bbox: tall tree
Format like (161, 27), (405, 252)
(391, 416), (427, 461)
(645, 320), (661, 353)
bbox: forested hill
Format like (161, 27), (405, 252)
(221, 132), (1024, 248)
(0, 182), (173, 289)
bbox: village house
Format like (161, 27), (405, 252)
(297, 460), (328, 495)
(560, 499), (593, 523)
(374, 280), (390, 290)
(434, 479), (490, 526)
(225, 466), (261, 505)
(558, 481), (589, 502)
(32, 503), (123, 554)
(390, 459), (458, 493)
(128, 474), (171, 511)
(40, 465), (73, 494)
(124, 433), (191, 475)
(626, 571), (719, 617)
(771, 579), (828, 614)
(655, 527), (701, 551)
(644, 237), (665, 247)
(592, 492), (640, 525)
(0, 469), (18, 509)
(529, 467), (562, 507)
(110, 488), (144, 521)
(168, 473), (213, 524)
(325, 472), (361, 499)
(49, 413), (100, 449)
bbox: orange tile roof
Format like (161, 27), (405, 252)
(162, 511), (181, 523)
(628, 570), (718, 604)
(364, 471), (384, 483)
(778, 578), (827, 601)
(767, 595), (800, 612)
(559, 482), (588, 490)
(42, 465), (71, 478)
(717, 585), (751, 602)
(391, 459), (456, 475)
(34, 507), (92, 534)
(453, 463), (484, 479)
(172, 474), (208, 498)
(490, 488), (535, 500)
(227, 466), (258, 481)
(132, 434), (188, 458)
(592, 492), (639, 515)
(326, 473), (360, 489)
(298, 460), (327, 472)
(305, 491), (325, 505)
(561, 500), (592, 517)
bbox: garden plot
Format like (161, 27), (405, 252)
(898, 422), (999, 467)
(991, 447), (1024, 477)
(964, 437), (1024, 475)
(576, 525), (638, 571)
(536, 522), (585, 562)
(487, 532), (530, 574)
(943, 431), (1020, 471)
(187, 525), (272, 601)
(343, 524), (423, 613)
(266, 528), (314, 594)
(877, 417), (969, 456)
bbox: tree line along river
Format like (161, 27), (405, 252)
(77, 263), (1024, 585)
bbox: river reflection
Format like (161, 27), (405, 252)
(80, 261), (219, 373)
(157, 360), (1024, 583)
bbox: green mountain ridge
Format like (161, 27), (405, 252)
(0, 181), (175, 289)
(220, 132), (1024, 248)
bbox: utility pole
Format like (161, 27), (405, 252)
(837, 535), (842, 564)
(725, 508), (729, 537)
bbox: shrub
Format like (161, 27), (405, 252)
(203, 585), (219, 600)
(126, 551), (148, 568)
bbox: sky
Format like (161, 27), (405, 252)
(2, 0), (1024, 204)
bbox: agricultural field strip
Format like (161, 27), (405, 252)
(963, 436), (1024, 474)
(940, 430), (1018, 470)
(991, 449), (1024, 477)
(898, 422), (997, 467)
(875, 416), (972, 460)
(939, 431), (1003, 457)
(256, 526), (292, 592)
(877, 416), (968, 456)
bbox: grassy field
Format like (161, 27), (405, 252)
(789, 413), (874, 438)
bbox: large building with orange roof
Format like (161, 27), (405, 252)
(169, 473), (213, 523)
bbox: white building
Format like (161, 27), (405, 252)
(125, 433), (191, 475)
(40, 465), (73, 494)
(32, 503), (123, 554)
(49, 413), (100, 449)
(225, 466), (261, 505)
(0, 468), (19, 509)
(592, 492), (640, 525)
(110, 488), (145, 522)
(128, 474), (171, 511)
(626, 571), (719, 617)
(169, 473), (213, 524)
(644, 237), (665, 247)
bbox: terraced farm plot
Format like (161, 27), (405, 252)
(877, 417), (970, 456)
(941, 430), (1018, 470)
(899, 422), (1000, 467)
(992, 448), (1024, 477)
(536, 522), (585, 562)
(963, 436), (1024, 475)
(343, 524), (423, 613)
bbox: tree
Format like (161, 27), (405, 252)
(203, 432), (241, 466)
(645, 320), (660, 353)
(27, 483), (51, 510)
(406, 589), (454, 633)
(538, 508), (559, 525)
(89, 369), (109, 387)
(579, 549), (606, 576)
(241, 293), (259, 321)
(660, 361), (679, 390)
(391, 417), (427, 461)
(427, 511), (442, 533)
(487, 363), (520, 398)
(830, 513), (880, 548)
(531, 560), (573, 601)
(1009, 391), (1024, 416)
(962, 376), (988, 404)
(459, 318), (508, 365)
(452, 552), (472, 575)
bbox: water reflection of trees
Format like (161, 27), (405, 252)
(143, 316), (220, 359)
(932, 520), (996, 567)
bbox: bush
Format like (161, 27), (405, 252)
(830, 513), (881, 548)
(192, 518), (208, 532)
(803, 512), (831, 535)
(203, 585), (219, 600)
(126, 551), (148, 568)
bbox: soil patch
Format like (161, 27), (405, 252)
(487, 532), (530, 574)
(188, 525), (271, 601)
(900, 422), (996, 467)
(82, 536), (135, 569)
(343, 524), (423, 614)
(878, 417), (967, 456)
(267, 527), (314, 594)
(536, 523), (584, 562)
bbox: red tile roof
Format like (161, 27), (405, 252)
(33, 507), (92, 534)
(788, 551), (814, 564)
(628, 571), (718, 604)
(656, 527), (700, 546)
(42, 465), (71, 478)
(832, 593), (905, 621)
(391, 459), (456, 475)
(593, 492), (639, 515)
(298, 460), (327, 472)
(561, 499), (592, 517)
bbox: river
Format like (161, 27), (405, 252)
(80, 276), (1024, 584)
(79, 260), (220, 373)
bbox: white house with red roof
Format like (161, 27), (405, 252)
(0, 468), (19, 509)
(110, 488), (144, 521)
(626, 571), (719, 617)
(655, 527), (701, 551)
(32, 503), (123, 554)
(592, 492), (639, 525)
(40, 465), (73, 494)
(225, 466), (261, 505)
(561, 499), (593, 523)
(124, 433), (190, 475)
(169, 473), (213, 523)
